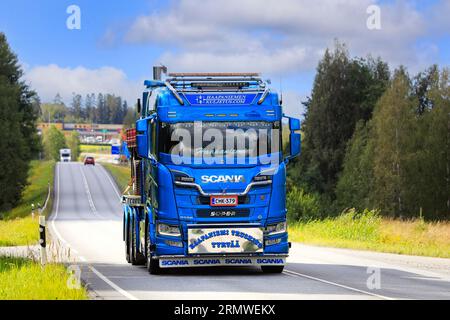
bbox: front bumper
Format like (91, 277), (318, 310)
(157, 254), (287, 268)
(155, 228), (289, 256)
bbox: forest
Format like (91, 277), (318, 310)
(288, 42), (449, 221)
(39, 92), (134, 125)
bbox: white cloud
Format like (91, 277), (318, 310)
(281, 91), (308, 119)
(24, 64), (141, 104)
(122, 0), (433, 73)
(158, 45), (320, 75)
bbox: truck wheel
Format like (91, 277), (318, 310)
(146, 231), (161, 275)
(129, 218), (145, 265)
(261, 266), (284, 274)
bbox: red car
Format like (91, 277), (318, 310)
(84, 156), (95, 166)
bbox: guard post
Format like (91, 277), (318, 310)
(38, 202), (46, 265)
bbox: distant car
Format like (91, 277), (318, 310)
(84, 156), (95, 166)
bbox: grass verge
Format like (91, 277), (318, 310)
(289, 209), (450, 258)
(0, 160), (55, 247)
(0, 256), (87, 300)
(102, 163), (130, 193)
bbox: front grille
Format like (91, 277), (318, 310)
(198, 195), (249, 205)
(197, 208), (250, 218)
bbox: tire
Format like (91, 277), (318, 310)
(125, 218), (130, 263)
(146, 226), (161, 275)
(261, 265), (284, 274)
(129, 217), (145, 265)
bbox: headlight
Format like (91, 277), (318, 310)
(266, 221), (286, 235)
(175, 175), (194, 183)
(157, 223), (181, 237)
(253, 175), (272, 182)
(171, 171), (195, 183)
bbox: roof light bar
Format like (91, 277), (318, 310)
(191, 82), (250, 88)
(168, 72), (260, 77)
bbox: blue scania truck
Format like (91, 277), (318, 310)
(122, 67), (301, 274)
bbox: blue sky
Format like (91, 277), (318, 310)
(0, 0), (448, 118)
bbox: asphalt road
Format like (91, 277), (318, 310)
(49, 162), (450, 300)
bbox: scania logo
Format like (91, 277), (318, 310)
(201, 175), (245, 183)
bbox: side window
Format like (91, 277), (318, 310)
(148, 121), (153, 158)
(152, 121), (157, 157)
(147, 90), (157, 115)
(142, 92), (149, 117)
(148, 120), (157, 159)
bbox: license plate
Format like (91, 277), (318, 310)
(188, 227), (263, 254)
(210, 195), (238, 207)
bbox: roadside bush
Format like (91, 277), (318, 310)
(42, 126), (66, 161)
(66, 131), (80, 161)
(287, 186), (321, 221)
(328, 208), (382, 242)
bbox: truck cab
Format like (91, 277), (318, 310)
(123, 70), (301, 274)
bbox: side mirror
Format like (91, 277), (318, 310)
(136, 119), (148, 158)
(283, 115), (301, 161)
(137, 98), (142, 115)
(289, 118), (300, 131)
(289, 133), (301, 159)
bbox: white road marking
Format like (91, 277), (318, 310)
(50, 164), (70, 247)
(48, 163), (139, 301)
(79, 164), (107, 220)
(88, 265), (138, 300)
(98, 164), (122, 200)
(283, 269), (395, 300)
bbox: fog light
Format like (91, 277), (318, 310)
(164, 240), (183, 248)
(265, 221), (286, 235)
(265, 238), (282, 246)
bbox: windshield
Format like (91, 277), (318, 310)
(61, 153), (70, 157)
(159, 121), (281, 161)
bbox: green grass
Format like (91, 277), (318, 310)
(103, 163), (130, 193)
(0, 160), (55, 247)
(0, 256), (87, 300)
(0, 217), (37, 247)
(289, 209), (450, 258)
